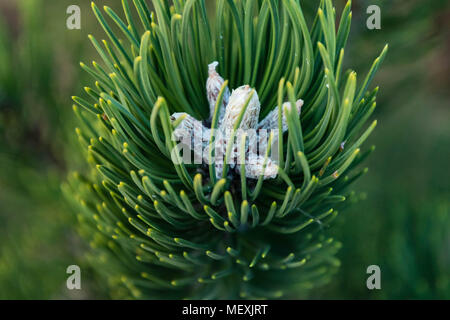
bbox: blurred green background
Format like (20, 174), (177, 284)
(0, 0), (448, 299)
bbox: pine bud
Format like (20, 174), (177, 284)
(236, 153), (278, 179)
(220, 85), (260, 132)
(206, 62), (230, 127)
(171, 113), (210, 142)
(217, 86), (260, 171)
(257, 99), (303, 132)
(171, 113), (211, 164)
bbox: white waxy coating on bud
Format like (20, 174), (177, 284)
(171, 113), (211, 163)
(206, 62), (230, 127)
(171, 113), (210, 142)
(217, 85), (261, 174)
(248, 99), (303, 156)
(248, 128), (273, 158)
(236, 154), (278, 179)
(172, 67), (305, 180)
(257, 99), (303, 132)
(220, 85), (261, 132)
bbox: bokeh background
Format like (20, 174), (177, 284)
(0, 0), (448, 299)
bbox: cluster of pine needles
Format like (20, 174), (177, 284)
(64, 0), (387, 299)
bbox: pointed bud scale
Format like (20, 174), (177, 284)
(206, 62), (230, 127)
(171, 113), (211, 142)
(257, 99), (304, 132)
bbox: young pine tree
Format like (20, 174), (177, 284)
(64, 0), (387, 299)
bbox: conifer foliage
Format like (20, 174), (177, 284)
(65, 0), (387, 299)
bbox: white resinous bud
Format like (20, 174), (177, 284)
(171, 112), (211, 164)
(236, 153), (278, 180)
(217, 85), (261, 173)
(257, 99), (304, 132)
(206, 62), (230, 127)
(220, 85), (261, 132)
